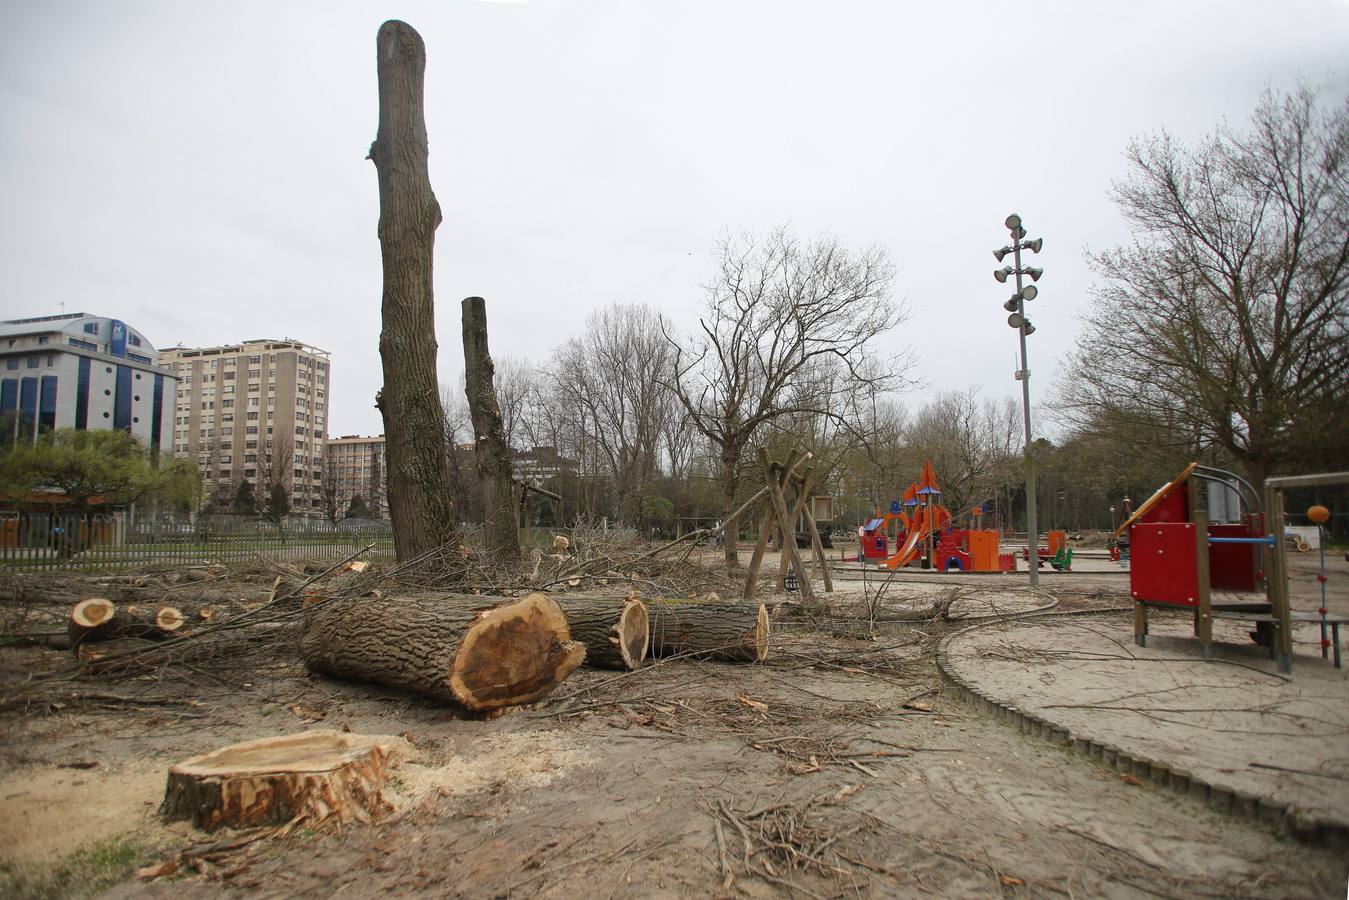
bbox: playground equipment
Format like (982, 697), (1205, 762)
(1118, 463), (1346, 674)
(857, 461), (1015, 573)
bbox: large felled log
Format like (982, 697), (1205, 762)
(301, 593), (585, 710)
(649, 600), (771, 662)
(162, 730), (411, 832)
(554, 596), (649, 669)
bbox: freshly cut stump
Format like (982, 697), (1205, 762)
(649, 600), (771, 662)
(162, 730), (410, 832)
(555, 596), (650, 669)
(301, 593), (586, 711)
(68, 598), (116, 646)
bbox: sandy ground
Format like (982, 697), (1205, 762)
(1, 551), (1347, 898)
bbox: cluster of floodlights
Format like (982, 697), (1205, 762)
(993, 213), (1043, 336)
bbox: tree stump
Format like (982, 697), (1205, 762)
(119, 605), (186, 639)
(301, 592), (585, 711)
(649, 600), (771, 662)
(162, 730), (411, 832)
(555, 596), (649, 669)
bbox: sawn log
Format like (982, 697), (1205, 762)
(648, 599), (771, 662)
(300, 592), (585, 711)
(553, 596), (649, 669)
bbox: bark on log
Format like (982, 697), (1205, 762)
(462, 295), (520, 559)
(301, 593), (585, 710)
(649, 600), (770, 662)
(118, 605), (186, 639)
(554, 596), (649, 669)
(369, 18), (459, 562)
(162, 730), (411, 832)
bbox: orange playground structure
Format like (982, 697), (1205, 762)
(858, 461), (1015, 573)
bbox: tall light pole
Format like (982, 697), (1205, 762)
(994, 213), (1044, 586)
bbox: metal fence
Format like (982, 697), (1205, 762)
(0, 511), (395, 571)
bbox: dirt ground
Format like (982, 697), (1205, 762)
(2, 549), (1348, 898)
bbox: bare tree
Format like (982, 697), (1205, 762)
(668, 226), (908, 564)
(903, 390), (1021, 518)
(553, 304), (677, 524)
(317, 455), (347, 525)
(256, 436), (294, 524)
(368, 19), (458, 561)
(1058, 86), (1349, 487)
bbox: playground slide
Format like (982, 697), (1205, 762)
(885, 519), (932, 569)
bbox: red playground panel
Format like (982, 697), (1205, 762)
(1130, 522), (1200, 606)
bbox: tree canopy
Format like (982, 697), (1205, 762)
(1058, 87), (1349, 486)
(0, 429), (199, 512)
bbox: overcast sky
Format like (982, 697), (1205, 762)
(1, 0), (1345, 439)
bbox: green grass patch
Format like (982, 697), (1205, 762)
(0, 836), (146, 899)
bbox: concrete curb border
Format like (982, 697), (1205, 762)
(935, 608), (1349, 849)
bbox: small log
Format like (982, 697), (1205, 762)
(555, 596), (649, 669)
(119, 605), (186, 640)
(649, 600), (771, 662)
(162, 730), (411, 832)
(68, 598), (117, 646)
(301, 593), (585, 711)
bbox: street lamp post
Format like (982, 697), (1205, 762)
(994, 213), (1044, 586)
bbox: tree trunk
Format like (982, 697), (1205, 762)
(648, 600), (770, 662)
(116, 605), (186, 640)
(68, 597), (117, 646)
(369, 19), (458, 562)
(162, 730), (411, 832)
(721, 444), (741, 566)
(462, 296), (521, 559)
(301, 593), (585, 711)
(553, 596), (649, 669)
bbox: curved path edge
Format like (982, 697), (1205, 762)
(935, 608), (1349, 849)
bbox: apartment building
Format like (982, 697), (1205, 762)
(0, 313), (176, 452)
(160, 339), (330, 513)
(325, 434), (387, 517)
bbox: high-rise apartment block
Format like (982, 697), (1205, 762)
(160, 339), (330, 512)
(325, 434), (388, 517)
(0, 313), (177, 452)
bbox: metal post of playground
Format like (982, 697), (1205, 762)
(996, 213), (1043, 587)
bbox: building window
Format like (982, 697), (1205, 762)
(27, 357), (39, 368)
(248, 356), (261, 364)
(5, 360), (15, 371)
(246, 426), (258, 434)
(84, 322), (99, 334)
(37, 336), (49, 345)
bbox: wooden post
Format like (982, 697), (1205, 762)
(777, 471), (816, 588)
(1134, 601), (1148, 648)
(763, 455), (814, 604)
(1264, 483), (1292, 673)
(743, 507), (776, 601)
(1186, 478), (1213, 659)
(803, 503), (833, 593)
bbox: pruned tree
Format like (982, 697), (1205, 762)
(1058, 86), (1349, 487)
(667, 226), (908, 564)
(462, 296), (519, 558)
(368, 19), (459, 561)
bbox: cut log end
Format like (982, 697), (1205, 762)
(450, 593), (586, 711)
(69, 598), (116, 645)
(162, 730), (410, 832)
(755, 601), (770, 662)
(615, 600), (650, 669)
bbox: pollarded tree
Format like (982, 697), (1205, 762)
(668, 226), (908, 564)
(1059, 87), (1349, 487)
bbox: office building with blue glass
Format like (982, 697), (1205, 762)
(0, 313), (178, 453)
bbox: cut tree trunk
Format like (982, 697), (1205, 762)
(554, 596), (649, 669)
(68, 598), (117, 646)
(648, 600), (770, 662)
(68, 599), (185, 646)
(462, 295), (520, 559)
(369, 19), (458, 562)
(162, 730), (411, 832)
(301, 593), (585, 710)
